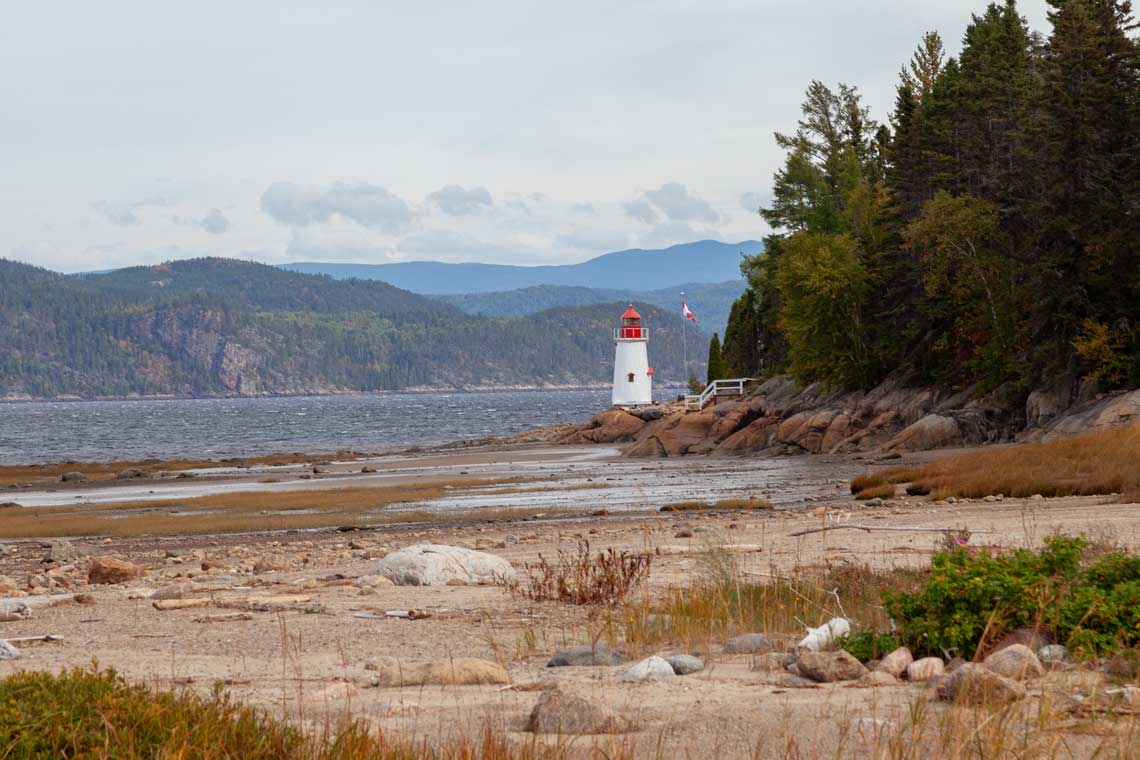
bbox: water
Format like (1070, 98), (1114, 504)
(0, 389), (652, 465)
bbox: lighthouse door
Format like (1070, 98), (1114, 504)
(627, 372), (635, 382)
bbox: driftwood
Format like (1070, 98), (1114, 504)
(193, 612), (254, 623)
(5, 635), (63, 645)
(789, 524), (981, 538)
(153, 598), (211, 611)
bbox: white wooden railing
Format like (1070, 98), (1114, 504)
(684, 378), (751, 410)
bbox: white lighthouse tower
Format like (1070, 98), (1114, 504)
(612, 305), (653, 406)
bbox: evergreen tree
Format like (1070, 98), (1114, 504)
(706, 332), (729, 383)
(722, 289), (760, 377)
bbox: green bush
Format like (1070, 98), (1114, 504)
(839, 632), (902, 662)
(884, 536), (1140, 658)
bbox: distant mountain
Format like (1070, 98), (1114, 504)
(0, 257), (704, 399)
(436, 281), (744, 336)
(282, 239), (762, 294)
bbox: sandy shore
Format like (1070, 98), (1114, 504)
(1, 442), (1137, 757)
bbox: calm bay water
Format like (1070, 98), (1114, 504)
(0, 389), (641, 465)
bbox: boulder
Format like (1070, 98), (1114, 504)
(751, 652), (794, 673)
(86, 556), (145, 585)
(375, 544), (515, 586)
(526, 687), (631, 735)
(370, 657), (510, 687)
(0, 600), (31, 622)
(60, 471), (87, 483)
(885, 414), (962, 452)
(1037, 644), (1069, 667)
(853, 670), (898, 688)
(573, 409), (647, 444)
(116, 468), (146, 480)
(797, 650), (868, 682)
(906, 657), (945, 682)
(547, 643), (626, 667)
(665, 654), (704, 675)
(724, 633), (773, 654)
(982, 644), (1045, 681)
(935, 663), (1026, 705)
(875, 647), (914, 678)
(1105, 649), (1140, 679)
(44, 539), (81, 563)
(797, 617), (850, 651)
(621, 655), (676, 682)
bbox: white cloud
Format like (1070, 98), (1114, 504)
(426, 184), (493, 215)
(261, 181), (413, 233)
(91, 196), (168, 226)
(739, 192), (765, 214)
(641, 182), (719, 223)
(622, 197), (658, 224)
(198, 208), (229, 234)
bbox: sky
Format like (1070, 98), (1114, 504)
(1, 1), (1051, 273)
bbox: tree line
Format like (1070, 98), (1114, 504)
(716, 0), (1140, 394)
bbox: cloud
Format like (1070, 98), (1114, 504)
(260, 181), (413, 233)
(555, 228), (629, 252)
(426, 184), (493, 215)
(285, 227), (397, 262)
(198, 208), (229, 234)
(641, 182), (718, 223)
(636, 220), (723, 249)
(396, 229), (541, 263)
(739, 192), (765, 214)
(91, 196), (169, 226)
(622, 197), (658, 224)
(572, 202), (596, 216)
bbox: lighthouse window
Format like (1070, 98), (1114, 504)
(627, 372), (635, 382)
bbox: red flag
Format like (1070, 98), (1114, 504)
(681, 297), (697, 324)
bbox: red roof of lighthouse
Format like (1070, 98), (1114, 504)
(621, 305), (641, 320)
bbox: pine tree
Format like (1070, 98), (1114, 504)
(722, 289), (760, 377)
(900, 31), (946, 101)
(706, 333), (729, 383)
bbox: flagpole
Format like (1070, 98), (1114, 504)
(681, 291), (687, 387)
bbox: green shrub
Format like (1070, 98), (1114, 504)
(884, 535), (1140, 658)
(839, 631), (902, 662)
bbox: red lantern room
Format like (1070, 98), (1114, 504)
(619, 305), (644, 339)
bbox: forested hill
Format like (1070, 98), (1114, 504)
(0, 258), (704, 399)
(717, 0), (1140, 398)
(436, 281), (744, 336)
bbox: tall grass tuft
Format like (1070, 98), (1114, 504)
(514, 540), (651, 605)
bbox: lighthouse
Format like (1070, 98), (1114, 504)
(612, 305), (653, 406)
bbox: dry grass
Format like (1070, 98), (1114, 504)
(624, 544), (925, 652)
(0, 478), (549, 538)
(852, 423), (1140, 500)
(0, 451), (375, 486)
(659, 497), (773, 512)
(854, 483), (897, 500)
(515, 540), (651, 605)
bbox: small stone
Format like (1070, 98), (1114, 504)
(60, 471), (87, 483)
(724, 633), (772, 654)
(503, 534), (519, 544)
(866, 497), (884, 507)
(621, 655), (676, 682)
(982, 644), (1045, 680)
(150, 582), (191, 601)
(936, 663), (1026, 705)
(906, 657), (945, 682)
(665, 654), (703, 675)
(547, 643), (626, 667)
(674, 528), (693, 538)
(44, 540), (81, 564)
(875, 647), (913, 678)
(360, 466), (377, 473)
(797, 650), (868, 682)
(116, 468), (146, 480)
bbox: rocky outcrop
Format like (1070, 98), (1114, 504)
(557, 369), (1140, 458)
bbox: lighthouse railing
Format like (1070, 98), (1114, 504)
(684, 378), (751, 410)
(613, 328), (649, 340)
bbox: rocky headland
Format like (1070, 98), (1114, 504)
(555, 375), (1140, 457)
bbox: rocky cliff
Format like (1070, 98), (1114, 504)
(557, 375), (1140, 457)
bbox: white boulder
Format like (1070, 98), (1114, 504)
(375, 544), (516, 586)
